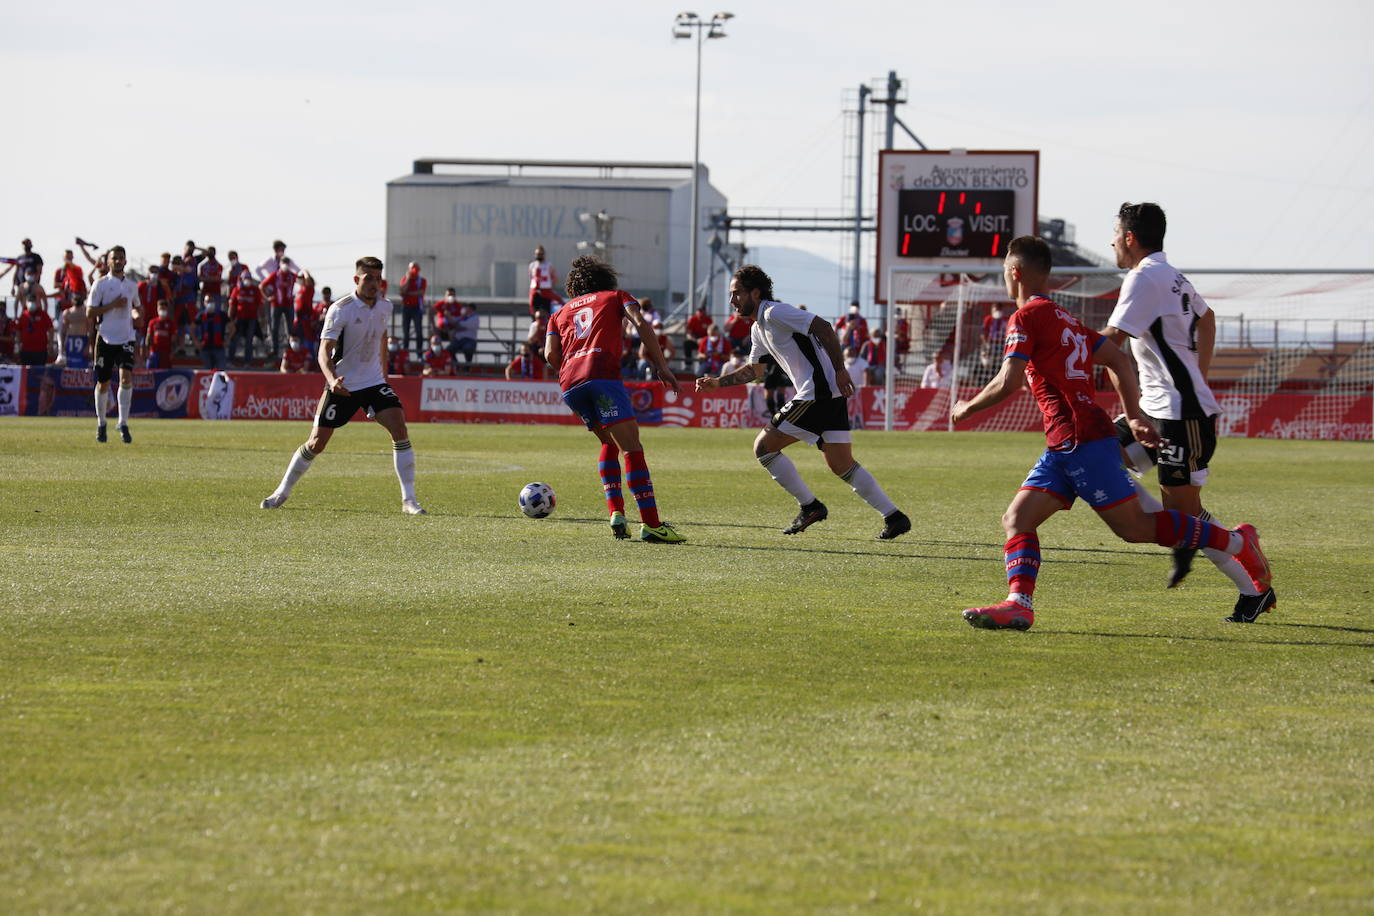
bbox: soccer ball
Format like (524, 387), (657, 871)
(518, 482), (556, 518)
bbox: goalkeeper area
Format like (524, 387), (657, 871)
(881, 267), (1374, 440)
(2, 419), (1372, 912)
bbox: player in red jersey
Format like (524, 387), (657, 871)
(951, 236), (1273, 630)
(545, 256), (684, 543)
(145, 301), (176, 368)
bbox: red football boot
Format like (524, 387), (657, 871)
(962, 601), (1034, 631)
(1232, 524), (1272, 593)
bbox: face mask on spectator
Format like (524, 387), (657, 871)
(290, 340), (302, 351)
(388, 341), (398, 353)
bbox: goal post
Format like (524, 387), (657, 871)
(880, 266), (1374, 440)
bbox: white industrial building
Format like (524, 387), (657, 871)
(386, 159), (728, 315)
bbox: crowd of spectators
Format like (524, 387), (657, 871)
(0, 237), (913, 387)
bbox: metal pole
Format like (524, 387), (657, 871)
(948, 276), (966, 432)
(884, 70), (898, 150)
(851, 85), (869, 307)
(688, 26), (703, 319)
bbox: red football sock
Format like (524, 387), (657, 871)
(623, 449), (661, 528)
(598, 443), (624, 515)
(1004, 533), (1040, 607)
(1152, 510), (1230, 551)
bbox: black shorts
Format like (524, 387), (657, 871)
(1117, 414), (1216, 487)
(315, 383), (404, 428)
(771, 395), (851, 447)
(1153, 415), (1217, 487)
(94, 339), (136, 383)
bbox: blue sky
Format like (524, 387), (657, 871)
(3, 0), (1370, 316)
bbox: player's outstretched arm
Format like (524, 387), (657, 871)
(1094, 338), (1160, 448)
(951, 356), (1026, 423)
(696, 363), (763, 391)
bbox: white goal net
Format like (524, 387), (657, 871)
(878, 267), (1374, 441)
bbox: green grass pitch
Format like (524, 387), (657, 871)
(2, 418), (1371, 913)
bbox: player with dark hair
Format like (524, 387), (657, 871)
(696, 264), (910, 540)
(545, 256), (684, 543)
(86, 245), (138, 443)
(260, 256), (425, 515)
(951, 236), (1273, 630)
(1103, 201), (1270, 611)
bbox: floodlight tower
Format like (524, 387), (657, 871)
(673, 11), (732, 315)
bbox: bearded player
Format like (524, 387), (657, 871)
(695, 264), (910, 540)
(951, 236), (1273, 630)
(545, 256), (684, 543)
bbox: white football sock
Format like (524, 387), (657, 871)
(392, 439), (417, 501)
(277, 445), (315, 496)
(116, 385), (132, 426)
(758, 451), (816, 505)
(94, 387), (109, 426)
(1124, 441), (1154, 476)
(1132, 477), (1164, 512)
(1197, 509), (1257, 595)
(840, 462), (897, 516)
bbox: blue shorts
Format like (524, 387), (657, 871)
(562, 379), (634, 430)
(1020, 436), (1137, 511)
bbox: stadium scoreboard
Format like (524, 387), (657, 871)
(896, 189), (1016, 259)
(876, 150), (1039, 304)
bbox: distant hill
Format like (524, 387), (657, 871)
(747, 246), (873, 321)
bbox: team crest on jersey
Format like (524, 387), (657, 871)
(946, 217), (964, 247)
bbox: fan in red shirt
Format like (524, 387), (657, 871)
(422, 336), (456, 376)
(399, 262), (428, 354)
(228, 275), (264, 365)
(835, 303), (869, 351)
(723, 311), (754, 353)
(387, 341), (411, 376)
(53, 250), (87, 310)
(261, 268), (297, 356)
(199, 247), (224, 306)
(16, 302), (54, 365)
(504, 342), (547, 380)
(293, 271), (316, 334)
(279, 336), (312, 372)
(432, 288), (464, 335)
(145, 302), (177, 368)
(950, 235), (1271, 632)
(697, 324), (732, 374)
(544, 255), (683, 543)
(683, 302), (713, 370)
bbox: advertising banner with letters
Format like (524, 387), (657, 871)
(4, 368), (1367, 439)
(0, 364), (21, 416)
(18, 366), (196, 419)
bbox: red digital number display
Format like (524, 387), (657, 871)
(896, 189), (1015, 259)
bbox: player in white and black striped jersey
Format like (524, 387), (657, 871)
(259, 256), (425, 515)
(1104, 202), (1273, 621)
(695, 265), (909, 540)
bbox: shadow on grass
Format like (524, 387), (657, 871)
(1050, 629), (1373, 650)
(1268, 621), (1374, 637)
